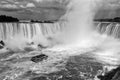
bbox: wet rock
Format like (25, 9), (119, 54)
(24, 42), (38, 51)
(30, 54), (48, 63)
(38, 44), (47, 49)
(98, 66), (120, 80)
(0, 41), (5, 46)
(0, 40), (5, 49)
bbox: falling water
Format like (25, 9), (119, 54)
(95, 22), (120, 38)
(1, 22), (120, 42)
(0, 22), (65, 40)
(0, 22), (66, 49)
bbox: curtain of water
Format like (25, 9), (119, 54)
(95, 22), (120, 38)
(0, 22), (120, 44)
(0, 22), (65, 41)
(0, 22), (120, 42)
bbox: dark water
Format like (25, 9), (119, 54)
(0, 49), (104, 80)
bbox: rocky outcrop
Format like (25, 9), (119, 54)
(0, 40), (5, 49)
(30, 54), (48, 63)
(98, 66), (120, 80)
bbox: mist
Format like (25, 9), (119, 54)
(49, 0), (101, 49)
(48, 0), (120, 66)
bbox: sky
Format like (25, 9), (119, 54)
(0, 0), (119, 20)
(0, 0), (67, 21)
(95, 0), (120, 19)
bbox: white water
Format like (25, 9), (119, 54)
(96, 22), (120, 38)
(0, 22), (65, 50)
(1, 0), (120, 77)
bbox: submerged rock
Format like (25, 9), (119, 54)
(24, 47), (35, 52)
(30, 54), (48, 63)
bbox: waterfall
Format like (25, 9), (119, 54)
(95, 22), (120, 38)
(96, 22), (102, 32)
(0, 22), (120, 43)
(0, 22), (65, 41)
(112, 24), (120, 38)
(104, 23), (114, 35)
(0, 22), (66, 50)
